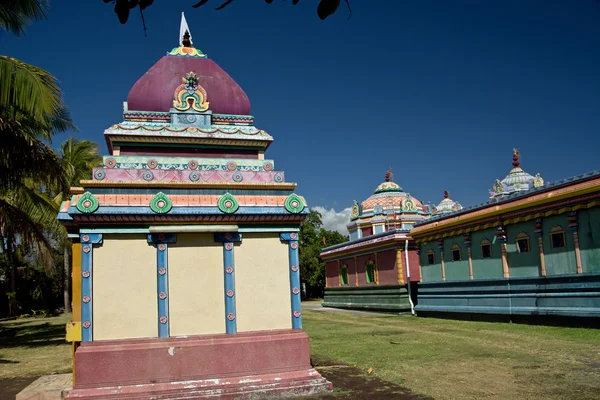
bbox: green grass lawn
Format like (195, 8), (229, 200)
(0, 314), (71, 379)
(303, 309), (600, 400)
(2, 311), (599, 400)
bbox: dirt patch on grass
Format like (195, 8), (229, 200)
(307, 355), (432, 399)
(0, 377), (36, 400)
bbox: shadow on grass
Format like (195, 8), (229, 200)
(0, 322), (65, 349)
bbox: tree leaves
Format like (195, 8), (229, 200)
(192, 0), (210, 8)
(107, 0), (353, 27)
(0, 0), (49, 37)
(299, 209), (348, 298)
(317, 0), (340, 20)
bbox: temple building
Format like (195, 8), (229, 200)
(58, 14), (331, 399)
(320, 170), (431, 311)
(412, 151), (600, 322)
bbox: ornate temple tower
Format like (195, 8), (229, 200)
(58, 14), (331, 399)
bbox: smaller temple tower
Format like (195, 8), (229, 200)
(490, 149), (544, 199)
(432, 191), (463, 215)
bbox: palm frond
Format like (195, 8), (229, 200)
(0, 0), (48, 37)
(0, 55), (65, 126)
(0, 196), (53, 265)
(59, 137), (102, 194)
(0, 123), (67, 191)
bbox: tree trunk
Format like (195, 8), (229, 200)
(63, 243), (71, 313)
(7, 240), (17, 317)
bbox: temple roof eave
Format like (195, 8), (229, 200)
(320, 229), (413, 260)
(411, 169), (600, 238)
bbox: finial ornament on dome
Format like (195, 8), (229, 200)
(512, 148), (520, 168)
(179, 12), (193, 47)
(167, 12), (207, 58)
(444, 190), (449, 199)
(385, 168), (393, 182)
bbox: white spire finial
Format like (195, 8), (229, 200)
(179, 12), (193, 47)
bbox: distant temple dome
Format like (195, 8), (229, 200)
(361, 170), (424, 212)
(126, 30), (250, 116)
(490, 149), (544, 199)
(374, 181), (404, 194)
(346, 169), (431, 239)
(433, 191), (463, 214)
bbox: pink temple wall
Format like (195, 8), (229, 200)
(342, 257), (357, 286)
(324, 247), (422, 288)
(402, 250), (421, 282)
(361, 227), (373, 237)
(355, 255), (370, 286)
(325, 261), (338, 287)
(377, 250), (398, 285)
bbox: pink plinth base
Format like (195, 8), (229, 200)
(65, 329), (332, 399)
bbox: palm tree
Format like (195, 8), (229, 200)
(56, 138), (102, 313)
(1, 0), (76, 315)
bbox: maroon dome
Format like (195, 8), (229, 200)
(127, 56), (251, 115)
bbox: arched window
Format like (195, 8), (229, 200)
(427, 249), (435, 265)
(340, 264), (348, 285)
(550, 226), (566, 249)
(451, 244), (461, 261)
(366, 261), (375, 283)
(516, 232), (530, 253)
(480, 239), (492, 258)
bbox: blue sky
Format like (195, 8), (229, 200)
(2, 0), (600, 227)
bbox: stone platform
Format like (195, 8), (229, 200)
(16, 374), (71, 400)
(65, 329), (331, 399)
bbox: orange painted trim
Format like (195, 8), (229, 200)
(77, 180), (297, 190)
(70, 194), (292, 207)
(415, 200), (600, 243)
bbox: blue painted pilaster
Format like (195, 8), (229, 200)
(147, 233), (177, 338)
(280, 232), (302, 329)
(214, 232), (242, 334)
(80, 233), (103, 342)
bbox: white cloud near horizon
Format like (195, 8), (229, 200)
(311, 206), (352, 235)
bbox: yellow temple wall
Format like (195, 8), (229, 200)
(93, 234), (157, 340)
(235, 233), (291, 332)
(168, 234), (225, 336)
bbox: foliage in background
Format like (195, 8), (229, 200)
(105, 0), (352, 33)
(299, 209), (347, 299)
(0, 0), (80, 317)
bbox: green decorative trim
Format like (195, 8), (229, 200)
(218, 192), (239, 214)
(284, 193), (306, 214)
(150, 192), (173, 214)
(212, 114), (255, 120)
(76, 192), (99, 213)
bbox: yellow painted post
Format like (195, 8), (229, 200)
(573, 231), (583, 274)
(501, 243), (510, 278)
(534, 219), (546, 276)
(467, 247), (474, 280)
(538, 236), (547, 276)
(354, 256), (359, 286)
(70, 242), (82, 386)
(396, 249), (404, 284)
(72, 243), (82, 323)
(440, 251), (446, 281)
(374, 252), (379, 284)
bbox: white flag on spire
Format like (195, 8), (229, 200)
(179, 12), (193, 46)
